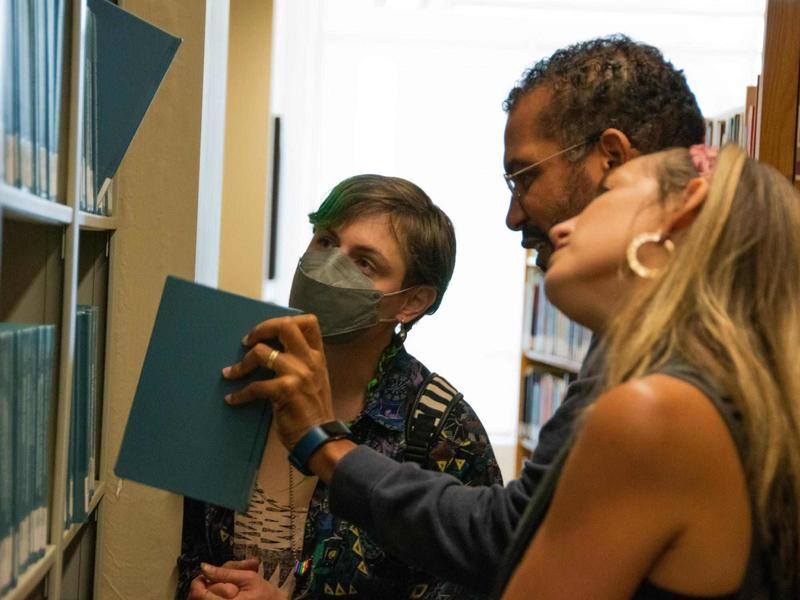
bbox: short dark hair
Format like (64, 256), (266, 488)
(504, 35), (705, 157)
(309, 174), (456, 318)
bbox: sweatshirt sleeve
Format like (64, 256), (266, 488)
(329, 369), (599, 593)
(330, 446), (543, 592)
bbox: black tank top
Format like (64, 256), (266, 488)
(492, 361), (773, 599)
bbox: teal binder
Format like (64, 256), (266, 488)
(115, 277), (300, 512)
(86, 0), (181, 201)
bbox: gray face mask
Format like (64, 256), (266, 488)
(288, 247), (409, 339)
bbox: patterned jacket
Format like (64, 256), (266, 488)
(176, 346), (502, 599)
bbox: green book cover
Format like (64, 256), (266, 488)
(87, 0), (181, 202)
(115, 276), (299, 512)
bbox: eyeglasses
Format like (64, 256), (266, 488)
(503, 135), (599, 196)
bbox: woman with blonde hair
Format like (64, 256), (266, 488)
(497, 143), (800, 598)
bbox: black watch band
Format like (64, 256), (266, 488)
(288, 420), (352, 476)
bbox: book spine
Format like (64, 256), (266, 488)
(0, 331), (14, 594)
(88, 307), (97, 499)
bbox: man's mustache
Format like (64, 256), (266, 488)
(521, 227), (553, 270)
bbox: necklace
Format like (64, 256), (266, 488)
(288, 465), (313, 581)
(285, 336), (402, 586)
(288, 465), (298, 564)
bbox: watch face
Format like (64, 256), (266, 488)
(290, 422), (352, 476)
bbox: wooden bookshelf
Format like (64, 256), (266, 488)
(515, 250), (587, 474)
(756, 0), (800, 187)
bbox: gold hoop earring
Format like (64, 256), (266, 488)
(626, 232), (675, 279)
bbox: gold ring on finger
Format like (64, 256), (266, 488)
(267, 349), (281, 371)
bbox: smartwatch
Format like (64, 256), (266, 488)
(288, 420), (353, 476)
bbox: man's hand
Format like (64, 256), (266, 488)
(192, 562), (287, 600)
(222, 315), (335, 451)
(187, 559), (260, 600)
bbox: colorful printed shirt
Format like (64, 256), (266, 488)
(176, 346), (503, 599)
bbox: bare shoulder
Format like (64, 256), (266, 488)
(577, 374), (737, 485)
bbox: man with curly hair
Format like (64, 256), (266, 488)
(503, 35), (705, 271)
(207, 35), (706, 597)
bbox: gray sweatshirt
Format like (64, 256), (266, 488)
(329, 362), (601, 593)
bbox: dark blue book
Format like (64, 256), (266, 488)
(115, 277), (299, 512)
(87, 0), (181, 203)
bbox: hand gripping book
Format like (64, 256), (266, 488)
(115, 276), (299, 512)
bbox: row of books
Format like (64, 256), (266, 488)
(1, 0), (180, 219)
(0, 323), (56, 596)
(0, 0), (67, 202)
(704, 84), (758, 157)
(523, 269), (592, 364)
(79, 4), (111, 216)
(519, 368), (571, 446)
(66, 305), (100, 526)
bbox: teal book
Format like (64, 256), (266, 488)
(86, 0), (181, 204)
(115, 277), (300, 512)
(0, 327), (14, 593)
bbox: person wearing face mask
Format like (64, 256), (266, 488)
(207, 35), (709, 597)
(177, 174), (502, 600)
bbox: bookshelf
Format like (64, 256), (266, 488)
(515, 0), (800, 477)
(705, 0), (800, 175)
(515, 251), (591, 474)
(0, 0), (119, 595)
(0, 0), (281, 598)
(756, 0), (800, 190)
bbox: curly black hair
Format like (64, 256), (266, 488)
(504, 35), (705, 158)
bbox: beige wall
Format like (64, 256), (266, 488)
(218, 0), (274, 298)
(95, 2), (273, 597)
(95, 2), (210, 598)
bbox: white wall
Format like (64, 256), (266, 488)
(267, 0), (765, 481)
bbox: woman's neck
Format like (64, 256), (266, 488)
(324, 332), (394, 423)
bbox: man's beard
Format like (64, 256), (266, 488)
(527, 166), (599, 271)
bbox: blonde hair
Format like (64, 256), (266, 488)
(602, 144), (800, 592)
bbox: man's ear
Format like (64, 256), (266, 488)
(597, 128), (639, 170)
(583, 129), (640, 185)
(665, 177), (709, 234)
(395, 285), (437, 324)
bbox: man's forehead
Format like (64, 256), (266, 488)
(505, 88), (552, 136)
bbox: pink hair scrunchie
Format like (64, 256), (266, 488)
(688, 144), (719, 180)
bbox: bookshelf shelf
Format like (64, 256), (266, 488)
(524, 349), (581, 374)
(519, 436), (536, 453)
(0, 184), (73, 225)
(78, 212), (118, 231)
(516, 249), (590, 475)
(2, 545), (57, 600)
(62, 481), (106, 548)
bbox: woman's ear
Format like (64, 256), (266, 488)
(395, 285), (437, 324)
(665, 177), (709, 234)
